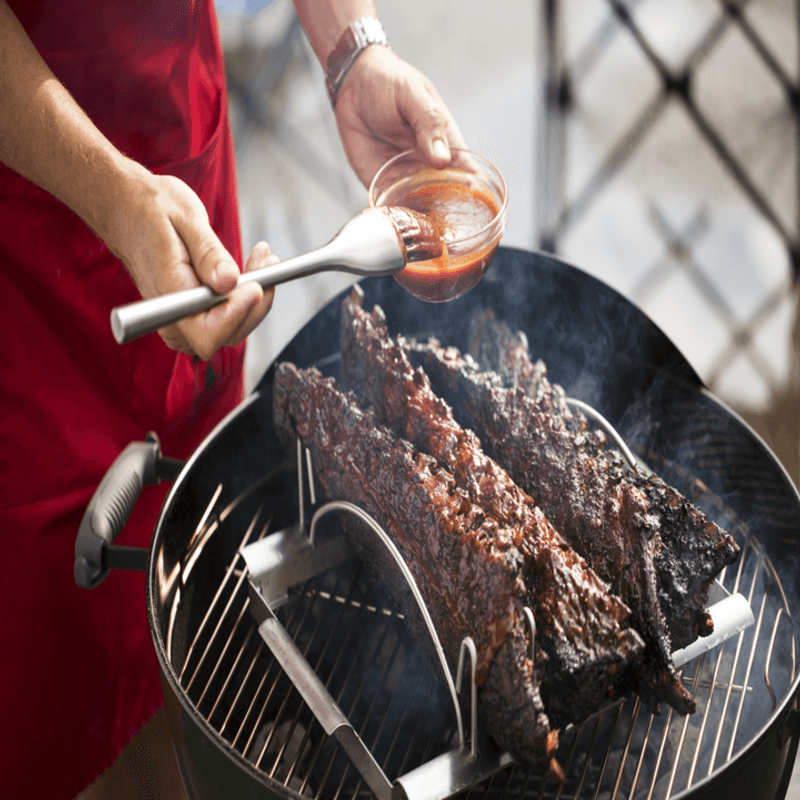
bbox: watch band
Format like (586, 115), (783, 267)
(325, 17), (389, 107)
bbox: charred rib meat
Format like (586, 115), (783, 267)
(339, 287), (643, 727)
(468, 310), (740, 650)
(467, 309), (577, 427)
(411, 339), (719, 714)
(273, 362), (561, 776)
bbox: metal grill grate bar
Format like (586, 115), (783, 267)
(708, 545), (760, 771)
(320, 614), (399, 799)
(610, 699), (642, 800)
(279, 587), (374, 789)
(231, 624), (283, 754)
(254, 581), (326, 772)
(590, 703), (625, 800)
(726, 558), (768, 761)
(344, 630), (411, 800)
(180, 503), (269, 687)
(196, 601), (251, 715)
(645, 705), (677, 800)
(265, 587), (360, 781)
(220, 638), (265, 740)
(674, 550), (760, 787)
(205, 619), (255, 722)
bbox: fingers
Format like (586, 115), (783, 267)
(114, 172), (275, 360)
(175, 202), (240, 295)
(177, 241), (277, 361)
(227, 241), (277, 346)
(187, 283), (262, 360)
(334, 46), (467, 185)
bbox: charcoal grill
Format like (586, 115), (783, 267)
(76, 247), (800, 800)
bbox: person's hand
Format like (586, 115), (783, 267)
(333, 44), (467, 187)
(108, 169), (275, 360)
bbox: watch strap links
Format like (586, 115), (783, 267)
(325, 17), (389, 107)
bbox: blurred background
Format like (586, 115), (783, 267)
(216, 0), (799, 794)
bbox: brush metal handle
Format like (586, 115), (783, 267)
(112, 248), (334, 344)
(110, 210), (406, 344)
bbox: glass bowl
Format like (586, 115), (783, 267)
(368, 148), (508, 303)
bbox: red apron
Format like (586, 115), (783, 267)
(0, 3), (244, 797)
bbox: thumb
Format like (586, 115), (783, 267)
(398, 78), (466, 168)
(181, 216), (240, 293)
(426, 134), (452, 167)
(408, 105), (452, 168)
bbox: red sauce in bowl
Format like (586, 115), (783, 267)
(382, 181), (503, 303)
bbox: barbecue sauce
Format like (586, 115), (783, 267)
(380, 180), (502, 303)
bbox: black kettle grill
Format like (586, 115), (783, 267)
(76, 247), (800, 800)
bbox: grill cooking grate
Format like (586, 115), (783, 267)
(168, 454), (796, 800)
(176, 494), (460, 799)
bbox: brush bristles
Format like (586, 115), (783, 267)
(381, 206), (443, 262)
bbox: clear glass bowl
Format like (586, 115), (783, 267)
(369, 148), (508, 303)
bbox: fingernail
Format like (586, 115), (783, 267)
(213, 260), (237, 287)
(432, 138), (450, 161)
(212, 262), (226, 281)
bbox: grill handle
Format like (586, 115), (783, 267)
(74, 432), (184, 589)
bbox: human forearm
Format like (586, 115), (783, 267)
(0, 1), (274, 359)
(0, 1), (148, 254)
(291, 0), (378, 66)
(292, 0), (466, 187)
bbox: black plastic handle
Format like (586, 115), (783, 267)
(74, 432), (182, 589)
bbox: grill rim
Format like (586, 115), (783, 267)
(143, 247), (800, 800)
(147, 393), (305, 800)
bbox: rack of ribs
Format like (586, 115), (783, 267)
(466, 310), (741, 650)
(410, 334), (738, 715)
(273, 362), (562, 778)
(339, 287), (643, 728)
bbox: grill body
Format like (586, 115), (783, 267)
(142, 247), (800, 800)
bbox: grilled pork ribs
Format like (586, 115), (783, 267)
(339, 287), (643, 728)
(466, 310), (741, 651)
(412, 328), (739, 714)
(272, 291), (738, 775)
(273, 362), (561, 778)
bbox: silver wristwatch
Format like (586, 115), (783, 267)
(325, 17), (389, 107)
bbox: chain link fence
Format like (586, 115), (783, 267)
(537, 0), (800, 481)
